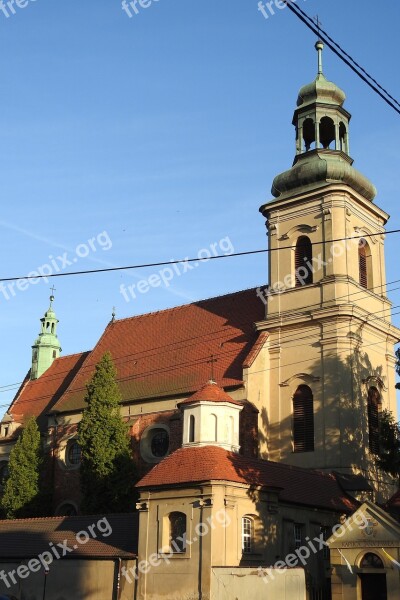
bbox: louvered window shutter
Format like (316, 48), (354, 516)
(367, 387), (380, 454)
(359, 243), (368, 288)
(295, 237), (313, 287)
(293, 386), (314, 452)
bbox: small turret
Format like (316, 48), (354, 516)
(31, 292), (62, 380)
(269, 41), (376, 202)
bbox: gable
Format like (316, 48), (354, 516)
(328, 500), (400, 550)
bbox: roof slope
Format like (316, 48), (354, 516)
(137, 446), (358, 513)
(0, 513), (138, 559)
(52, 288), (265, 413)
(8, 352), (89, 427)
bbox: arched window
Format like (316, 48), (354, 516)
(210, 414), (217, 442)
(319, 116), (335, 149)
(169, 512), (187, 553)
(56, 503), (78, 517)
(359, 239), (372, 289)
(293, 385), (314, 452)
(360, 553), (384, 569)
(188, 415), (195, 443)
(241, 516), (253, 554)
(367, 387), (381, 454)
(295, 236), (313, 287)
(67, 441), (81, 467)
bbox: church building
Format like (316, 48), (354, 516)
(0, 41), (399, 600)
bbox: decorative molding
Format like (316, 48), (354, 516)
(279, 224), (318, 241)
(197, 498), (213, 508)
(353, 226), (378, 245)
(279, 373), (320, 387)
(362, 375), (387, 392)
(136, 501), (149, 512)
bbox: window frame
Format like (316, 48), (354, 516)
(293, 385), (315, 453)
(295, 236), (313, 287)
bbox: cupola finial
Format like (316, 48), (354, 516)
(315, 39), (324, 76)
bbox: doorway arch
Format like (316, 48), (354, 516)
(358, 553), (387, 600)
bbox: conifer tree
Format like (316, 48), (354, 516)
(78, 352), (137, 514)
(1, 416), (43, 519)
(376, 409), (400, 482)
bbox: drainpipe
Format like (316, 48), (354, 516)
(112, 558), (122, 600)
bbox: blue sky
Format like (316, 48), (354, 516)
(0, 0), (399, 411)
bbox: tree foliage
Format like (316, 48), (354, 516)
(0, 416), (43, 519)
(78, 352), (137, 514)
(376, 409), (400, 480)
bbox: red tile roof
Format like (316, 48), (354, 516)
(178, 382), (242, 407)
(136, 446), (358, 513)
(8, 352), (89, 427)
(0, 513), (138, 559)
(51, 288), (265, 413)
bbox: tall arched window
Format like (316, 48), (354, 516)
(359, 239), (372, 290)
(295, 236), (313, 287)
(169, 512), (187, 553)
(210, 414), (217, 442)
(293, 385), (314, 452)
(367, 387), (381, 454)
(241, 516), (253, 554)
(188, 415), (195, 443)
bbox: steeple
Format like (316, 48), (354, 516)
(31, 292), (62, 380)
(269, 41), (376, 202)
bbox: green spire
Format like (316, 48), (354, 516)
(30, 293), (62, 380)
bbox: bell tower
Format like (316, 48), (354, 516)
(31, 293), (62, 380)
(258, 42), (400, 495)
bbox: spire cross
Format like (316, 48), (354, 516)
(314, 15), (322, 37)
(50, 285), (56, 296)
(207, 354), (217, 383)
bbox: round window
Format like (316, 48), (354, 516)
(67, 441), (81, 466)
(140, 426), (170, 463)
(151, 430), (169, 457)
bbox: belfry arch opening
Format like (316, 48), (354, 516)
(319, 116), (335, 149)
(302, 118), (316, 151)
(339, 121), (348, 152)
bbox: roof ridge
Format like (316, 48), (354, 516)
(111, 286), (264, 324)
(0, 512), (136, 524)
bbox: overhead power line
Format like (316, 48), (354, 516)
(0, 229), (398, 283)
(285, 1), (400, 116)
